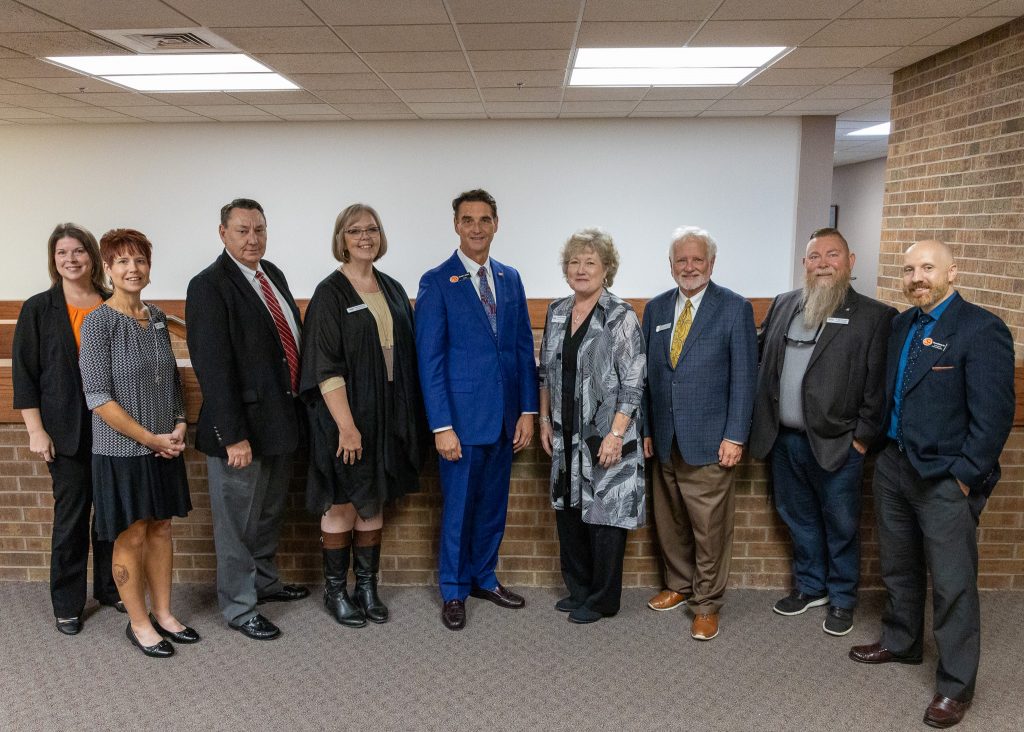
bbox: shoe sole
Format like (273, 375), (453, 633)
(691, 629), (719, 641)
(648, 601), (686, 612)
(849, 651), (923, 665)
(773, 596), (829, 616)
(822, 620), (854, 636)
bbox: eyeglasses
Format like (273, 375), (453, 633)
(344, 226), (380, 238)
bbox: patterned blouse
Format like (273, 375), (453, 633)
(539, 290), (647, 530)
(79, 303), (186, 457)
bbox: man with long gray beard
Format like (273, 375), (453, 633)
(750, 228), (896, 636)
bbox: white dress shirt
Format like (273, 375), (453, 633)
(228, 251), (301, 347)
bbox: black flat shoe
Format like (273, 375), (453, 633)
(56, 617), (82, 635)
(150, 614), (201, 644)
(126, 622), (174, 658)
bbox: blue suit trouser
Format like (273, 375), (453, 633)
(437, 435), (512, 602)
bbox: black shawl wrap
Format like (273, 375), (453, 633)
(299, 269), (427, 518)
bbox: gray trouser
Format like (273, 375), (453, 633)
(207, 454), (292, 626)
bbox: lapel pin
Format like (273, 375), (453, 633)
(449, 275), (459, 283)
(922, 337), (933, 346)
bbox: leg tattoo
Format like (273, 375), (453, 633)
(113, 564), (129, 586)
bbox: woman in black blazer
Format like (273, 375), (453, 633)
(12, 223), (122, 634)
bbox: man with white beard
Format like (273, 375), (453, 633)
(749, 228), (896, 636)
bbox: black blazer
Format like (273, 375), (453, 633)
(185, 250), (303, 458)
(11, 283), (98, 455)
(886, 293), (1015, 497)
(749, 286), (896, 472)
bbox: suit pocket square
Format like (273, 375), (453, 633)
(931, 365), (955, 371)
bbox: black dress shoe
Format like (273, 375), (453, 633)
(125, 622), (174, 658)
(849, 641), (923, 665)
(56, 617), (82, 635)
(442, 600), (466, 631)
(232, 613), (281, 641)
(257, 584), (310, 604)
(924, 694), (971, 728)
(150, 613), (201, 644)
(470, 583), (525, 609)
(555, 596), (583, 613)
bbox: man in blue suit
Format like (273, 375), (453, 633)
(642, 226), (757, 641)
(416, 189), (539, 631)
(850, 240), (1015, 729)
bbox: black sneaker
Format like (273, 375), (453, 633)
(823, 606), (854, 636)
(773, 590), (829, 616)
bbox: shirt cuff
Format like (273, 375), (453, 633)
(432, 425), (453, 434)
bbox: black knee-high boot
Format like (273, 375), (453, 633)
(322, 534), (366, 628)
(353, 529), (388, 624)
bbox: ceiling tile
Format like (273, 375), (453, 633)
(0, 45), (28, 57)
(775, 46), (900, 68)
(333, 25), (459, 52)
(490, 112), (557, 118)
(0, 0), (73, 32)
(867, 46), (947, 67)
(690, 19), (830, 45)
(303, 0), (449, 25)
(467, 50), (568, 71)
(17, 0), (194, 28)
(345, 113), (419, 119)
(0, 31), (123, 55)
(1, 58), (80, 77)
(776, 98), (862, 113)
(708, 99), (790, 112)
(630, 110), (700, 117)
(484, 101), (561, 114)
(212, 27), (351, 54)
(576, 21), (700, 47)
(406, 102), (485, 114)
(712, 0), (859, 20)
(60, 92), (168, 106)
(256, 53), (371, 74)
(643, 86), (733, 100)
(275, 114), (347, 121)
(834, 68), (896, 84)
(331, 102), (413, 115)
(474, 70), (565, 87)
(803, 18), (951, 46)
(184, 105), (276, 117)
(583, 0), (721, 21)
(45, 106), (136, 119)
(229, 90), (324, 105)
(972, 1), (1024, 16)
(360, 52), (468, 72)
(11, 76), (125, 93)
(382, 72), (475, 88)
(725, 84), (820, 99)
(562, 87), (646, 101)
(703, 110), (773, 116)
(458, 23), (575, 50)
(319, 89), (404, 103)
(447, 0), (581, 23)
(560, 100), (638, 113)
(0, 80), (36, 93)
(749, 67), (859, 85)
(914, 17), (1016, 46)
(0, 106), (58, 119)
(288, 73), (388, 90)
(398, 88), (480, 103)
(632, 99), (715, 113)
(255, 103), (339, 115)
(148, 92), (247, 105)
(164, 0), (324, 27)
(481, 87), (562, 101)
(561, 111), (630, 117)
(842, 1), (992, 18)
(807, 85), (890, 99)
(109, 106), (203, 118)
(0, 92), (90, 107)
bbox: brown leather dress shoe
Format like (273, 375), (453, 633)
(848, 641), (922, 665)
(441, 600), (466, 630)
(648, 589), (686, 611)
(469, 583), (525, 609)
(923, 694), (970, 728)
(691, 613), (719, 640)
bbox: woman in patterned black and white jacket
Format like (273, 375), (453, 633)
(79, 228), (197, 659)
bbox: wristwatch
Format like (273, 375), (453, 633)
(610, 428), (624, 439)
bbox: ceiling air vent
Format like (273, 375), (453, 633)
(92, 28), (240, 54)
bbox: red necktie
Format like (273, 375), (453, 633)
(254, 270), (299, 392)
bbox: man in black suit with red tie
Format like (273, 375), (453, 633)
(186, 198), (309, 640)
(849, 240), (1015, 729)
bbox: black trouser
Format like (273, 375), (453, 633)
(48, 442), (117, 618)
(555, 506), (627, 615)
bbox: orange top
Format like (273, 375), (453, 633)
(66, 302), (103, 351)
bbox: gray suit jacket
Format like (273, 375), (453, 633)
(749, 286), (896, 472)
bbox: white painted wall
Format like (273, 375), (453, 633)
(1, 118), (803, 300)
(831, 156), (887, 297)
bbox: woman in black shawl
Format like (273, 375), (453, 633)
(300, 203), (426, 628)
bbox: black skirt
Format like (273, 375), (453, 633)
(92, 453), (192, 541)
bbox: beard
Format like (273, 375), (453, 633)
(802, 268), (851, 328)
(903, 279), (949, 309)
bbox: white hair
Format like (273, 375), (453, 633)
(669, 226), (717, 260)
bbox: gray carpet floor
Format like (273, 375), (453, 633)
(1, 582), (1021, 731)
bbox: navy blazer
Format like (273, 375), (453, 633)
(642, 281), (758, 466)
(886, 293), (1015, 497)
(185, 250), (303, 458)
(11, 283), (98, 455)
(415, 251), (538, 445)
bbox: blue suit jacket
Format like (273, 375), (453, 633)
(642, 281), (758, 466)
(415, 251), (539, 445)
(886, 293), (1015, 497)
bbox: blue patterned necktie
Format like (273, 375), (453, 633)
(477, 265), (497, 334)
(896, 312), (933, 449)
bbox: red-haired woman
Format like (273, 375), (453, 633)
(79, 228), (196, 658)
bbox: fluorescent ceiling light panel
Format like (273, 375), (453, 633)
(45, 53), (296, 92)
(847, 122), (891, 136)
(105, 73), (298, 91)
(570, 46), (788, 87)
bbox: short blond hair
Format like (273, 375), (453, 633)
(560, 227), (620, 287)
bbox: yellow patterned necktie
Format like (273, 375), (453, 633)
(669, 298), (693, 367)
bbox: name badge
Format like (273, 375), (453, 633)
(656, 322), (672, 333)
(826, 317), (849, 325)
(551, 315), (567, 324)
(346, 304), (368, 314)
(154, 321), (166, 330)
